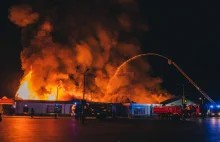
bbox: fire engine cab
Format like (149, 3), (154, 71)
(153, 104), (200, 120)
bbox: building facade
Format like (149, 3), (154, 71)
(13, 100), (162, 117)
(15, 100), (79, 116)
(121, 103), (161, 117)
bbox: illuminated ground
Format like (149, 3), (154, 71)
(0, 116), (219, 142)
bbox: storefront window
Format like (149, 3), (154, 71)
(23, 105), (29, 114)
(55, 105), (62, 113)
(47, 105), (62, 113)
(134, 107), (145, 115)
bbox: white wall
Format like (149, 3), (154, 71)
(15, 101), (73, 115)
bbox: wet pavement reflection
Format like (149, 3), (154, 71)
(195, 117), (220, 142)
(0, 116), (220, 142)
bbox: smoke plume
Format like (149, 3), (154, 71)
(9, 0), (173, 103)
(8, 5), (39, 27)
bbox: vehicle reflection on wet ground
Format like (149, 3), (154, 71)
(191, 117), (220, 142)
(0, 116), (220, 142)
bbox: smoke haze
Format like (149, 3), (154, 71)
(9, 0), (173, 103)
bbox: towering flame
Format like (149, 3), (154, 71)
(16, 70), (57, 100)
(9, 1), (174, 103)
(16, 70), (35, 100)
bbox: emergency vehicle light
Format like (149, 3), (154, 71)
(210, 105), (214, 108)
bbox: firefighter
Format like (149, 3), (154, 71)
(30, 108), (34, 118)
(0, 113), (2, 122)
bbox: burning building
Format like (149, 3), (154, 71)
(9, 0), (174, 104)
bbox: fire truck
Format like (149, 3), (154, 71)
(71, 102), (115, 120)
(153, 104), (200, 120)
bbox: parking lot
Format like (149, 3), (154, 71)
(1, 116), (219, 142)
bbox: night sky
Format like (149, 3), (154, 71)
(0, 1), (219, 103)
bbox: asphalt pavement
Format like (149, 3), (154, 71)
(0, 116), (219, 142)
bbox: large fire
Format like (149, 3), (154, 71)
(10, 1), (174, 103)
(15, 69), (96, 101)
(16, 70), (36, 100)
(16, 70), (60, 100)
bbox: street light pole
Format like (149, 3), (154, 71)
(81, 69), (89, 124)
(56, 86), (59, 100)
(82, 69), (89, 100)
(55, 85), (60, 119)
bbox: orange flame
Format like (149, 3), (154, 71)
(15, 69), (173, 103)
(16, 70), (37, 100)
(16, 70), (62, 100)
(15, 70), (99, 101)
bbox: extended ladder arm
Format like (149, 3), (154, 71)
(171, 61), (215, 104)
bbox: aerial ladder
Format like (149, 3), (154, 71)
(169, 60), (216, 104)
(108, 53), (216, 105)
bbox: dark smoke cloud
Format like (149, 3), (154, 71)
(9, 0), (173, 103)
(8, 5), (39, 27)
